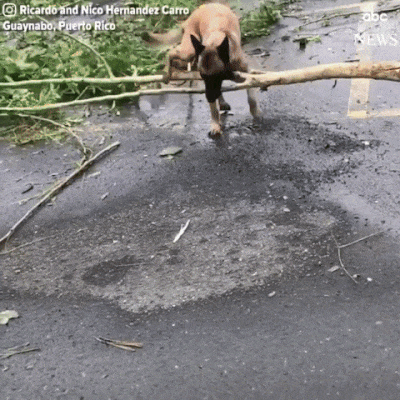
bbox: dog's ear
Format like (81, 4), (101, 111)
(191, 35), (205, 56)
(217, 36), (230, 65)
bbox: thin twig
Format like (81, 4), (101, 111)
(173, 219), (190, 243)
(95, 337), (143, 352)
(0, 235), (57, 256)
(331, 231), (384, 284)
(337, 231), (384, 249)
(295, 10), (361, 29)
(16, 113), (91, 158)
(332, 235), (359, 284)
(284, 4), (400, 22)
(0, 141), (120, 248)
(0, 343), (40, 359)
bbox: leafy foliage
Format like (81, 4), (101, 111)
(240, 1), (282, 41)
(0, 0), (195, 109)
(0, 0), (281, 143)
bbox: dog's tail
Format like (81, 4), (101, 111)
(142, 28), (183, 47)
(142, 0), (231, 48)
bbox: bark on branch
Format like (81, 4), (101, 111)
(238, 61), (400, 90)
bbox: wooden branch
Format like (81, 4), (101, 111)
(0, 62), (399, 113)
(0, 87), (200, 113)
(0, 141), (120, 248)
(0, 72), (198, 89)
(239, 61), (400, 90)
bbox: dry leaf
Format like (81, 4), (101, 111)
(0, 310), (19, 325)
(327, 266), (340, 273)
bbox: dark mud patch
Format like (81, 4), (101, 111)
(82, 255), (144, 287)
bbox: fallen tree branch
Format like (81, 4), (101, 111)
(240, 61), (400, 90)
(0, 141), (120, 248)
(0, 62), (399, 113)
(0, 71), (196, 89)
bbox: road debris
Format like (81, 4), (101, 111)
(21, 183), (34, 194)
(0, 310), (19, 325)
(0, 141), (120, 249)
(327, 266), (340, 273)
(332, 231), (384, 284)
(0, 343), (40, 359)
(95, 337), (143, 352)
(158, 146), (183, 159)
(173, 219), (190, 243)
(0, 235), (58, 256)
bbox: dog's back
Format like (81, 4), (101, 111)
(170, 3), (248, 73)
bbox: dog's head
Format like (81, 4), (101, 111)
(190, 35), (236, 103)
(190, 34), (229, 76)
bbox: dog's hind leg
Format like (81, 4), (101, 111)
(218, 94), (231, 111)
(247, 88), (262, 120)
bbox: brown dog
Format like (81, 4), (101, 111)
(168, 3), (261, 136)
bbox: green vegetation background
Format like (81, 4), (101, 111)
(0, 0), (281, 142)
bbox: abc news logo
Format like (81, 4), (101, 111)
(356, 13), (398, 47)
(361, 12), (389, 22)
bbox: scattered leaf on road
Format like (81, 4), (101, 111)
(327, 266), (340, 273)
(0, 310), (19, 325)
(158, 146), (183, 158)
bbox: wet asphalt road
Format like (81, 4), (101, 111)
(2, 0), (400, 398)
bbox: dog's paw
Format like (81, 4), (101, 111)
(253, 114), (266, 128)
(208, 124), (223, 138)
(219, 101), (231, 112)
(251, 107), (263, 121)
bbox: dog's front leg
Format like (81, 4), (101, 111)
(202, 76), (224, 136)
(209, 101), (222, 136)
